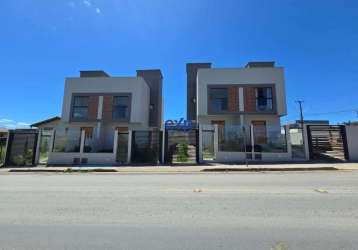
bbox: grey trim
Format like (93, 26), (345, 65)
(207, 84), (277, 115)
(80, 70), (109, 77)
(70, 93), (132, 123)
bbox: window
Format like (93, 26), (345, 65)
(209, 88), (228, 112)
(112, 96), (130, 120)
(72, 96), (89, 119)
(256, 87), (273, 111)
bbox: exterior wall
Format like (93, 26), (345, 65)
(35, 119), (61, 130)
(346, 125), (358, 161)
(136, 70), (163, 128)
(61, 77), (150, 127)
(48, 153), (116, 165)
(197, 67), (287, 117)
(215, 152), (292, 162)
(186, 63), (212, 121)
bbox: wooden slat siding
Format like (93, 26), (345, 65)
(244, 87), (256, 112)
(228, 86), (239, 112)
(88, 96), (98, 119)
(252, 120), (267, 144)
(102, 95), (113, 121)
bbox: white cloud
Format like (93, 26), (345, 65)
(95, 8), (101, 14)
(83, 0), (91, 7)
(17, 122), (31, 127)
(0, 119), (14, 124)
(0, 118), (30, 129)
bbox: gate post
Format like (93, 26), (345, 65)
(198, 125), (203, 164)
(285, 125), (293, 160)
(341, 125), (350, 161)
(127, 130), (132, 164)
(303, 124), (311, 160)
(34, 130), (41, 165)
(214, 124), (219, 160)
(164, 130), (168, 164)
(161, 130), (165, 164)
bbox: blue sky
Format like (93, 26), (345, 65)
(0, 0), (357, 128)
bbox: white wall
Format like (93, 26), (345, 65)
(346, 125), (358, 161)
(196, 67), (287, 117)
(61, 77), (150, 126)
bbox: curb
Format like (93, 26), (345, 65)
(4, 167), (342, 173)
(201, 167), (338, 172)
(8, 169), (118, 173)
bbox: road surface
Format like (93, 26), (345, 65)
(0, 171), (358, 249)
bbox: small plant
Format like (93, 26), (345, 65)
(13, 155), (26, 166)
(64, 167), (73, 173)
(176, 143), (189, 162)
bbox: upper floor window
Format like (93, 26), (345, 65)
(112, 96), (130, 120)
(72, 96), (89, 119)
(209, 88), (228, 112)
(256, 87), (273, 111)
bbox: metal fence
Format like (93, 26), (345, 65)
(5, 130), (38, 166)
(0, 134), (8, 166)
(131, 131), (162, 164)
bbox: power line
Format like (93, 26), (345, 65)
(304, 108), (358, 117)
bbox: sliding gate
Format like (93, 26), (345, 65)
(307, 125), (349, 161)
(5, 129), (39, 166)
(164, 129), (199, 164)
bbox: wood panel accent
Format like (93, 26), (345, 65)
(252, 120), (267, 144)
(228, 86), (239, 112)
(102, 95), (113, 121)
(244, 87), (256, 112)
(88, 96), (99, 119)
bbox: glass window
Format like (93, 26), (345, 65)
(112, 96), (130, 120)
(72, 96), (89, 119)
(256, 87), (273, 111)
(209, 88), (228, 112)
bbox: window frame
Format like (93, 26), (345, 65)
(112, 94), (132, 121)
(255, 87), (273, 112)
(207, 84), (277, 114)
(208, 87), (229, 113)
(71, 95), (90, 120)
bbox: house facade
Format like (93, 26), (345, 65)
(187, 62), (291, 162)
(47, 69), (163, 165)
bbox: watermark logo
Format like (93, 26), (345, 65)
(165, 118), (193, 131)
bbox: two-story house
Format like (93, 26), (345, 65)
(47, 69), (163, 165)
(187, 62), (290, 162)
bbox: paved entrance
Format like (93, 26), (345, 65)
(164, 129), (199, 164)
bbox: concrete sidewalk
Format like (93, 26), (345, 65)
(1, 162), (358, 173)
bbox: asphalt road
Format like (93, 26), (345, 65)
(0, 171), (358, 250)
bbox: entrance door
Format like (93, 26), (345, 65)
(252, 121), (267, 153)
(202, 125), (215, 161)
(116, 127), (128, 164)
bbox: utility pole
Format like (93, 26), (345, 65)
(296, 100), (306, 152)
(296, 100), (305, 129)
